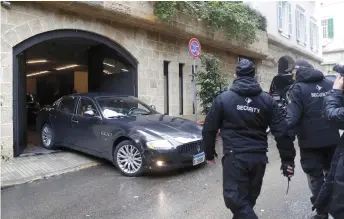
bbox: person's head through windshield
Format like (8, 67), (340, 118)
(234, 59), (256, 79)
(285, 60), (314, 81)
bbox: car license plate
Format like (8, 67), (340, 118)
(193, 152), (205, 166)
(273, 95), (280, 100)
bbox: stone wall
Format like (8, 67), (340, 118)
(0, 2), (238, 159)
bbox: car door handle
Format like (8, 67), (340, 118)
(71, 119), (79, 124)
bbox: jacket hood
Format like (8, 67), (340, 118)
(296, 68), (324, 83)
(230, 76), (262, 96)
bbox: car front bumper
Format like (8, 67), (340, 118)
(143, 149), (206, 171)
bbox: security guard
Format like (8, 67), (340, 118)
(203, 59), (295, 219)
(285, 60), (340, 219)
(313, 64), (344, 219)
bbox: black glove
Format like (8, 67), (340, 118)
(205, 150), (218, 161)
(281, 163), (295, 178)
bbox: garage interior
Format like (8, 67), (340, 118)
(16, 35), (137, 157)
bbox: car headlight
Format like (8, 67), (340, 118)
(146, 140), (175, 150)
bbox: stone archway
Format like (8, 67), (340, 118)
(11, 29), (139, 156)
(277, 55), (295, 74)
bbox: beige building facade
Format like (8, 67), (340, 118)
(0, 1), (321, 159)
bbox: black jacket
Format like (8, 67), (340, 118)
(313, 90), (344, 219)
(286, 68), (340, 148)
(202, 76), (295, 163)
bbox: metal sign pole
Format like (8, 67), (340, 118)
(193, 58), (198, 122)
(188, 38), (201, 123)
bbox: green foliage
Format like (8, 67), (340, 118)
(196, 53), (229, 115)
(153, 1), (267, 44)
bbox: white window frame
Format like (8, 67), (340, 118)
(296, 5), (307, 46)
(321, 19), (328, 39)
(277, 1), (292, 38)
(310, 17), (319, 52)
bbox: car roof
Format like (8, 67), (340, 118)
(66, 92), (135, 99)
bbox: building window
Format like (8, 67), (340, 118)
(296, 5), (307, 46)
(179, 63), (184, 115)
(277, 1), (292, 38)
(163, 61), (169, 115)
(310, 18), (319, 52)
(321, 18), (334, 39)
(238, 56), (255, 64)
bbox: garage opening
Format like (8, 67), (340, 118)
(13, 30), (138, 157)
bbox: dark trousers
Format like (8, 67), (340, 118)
(300, 146), (336, 214)
(222, 152), (268, 219)
(330, 153), (344, 219)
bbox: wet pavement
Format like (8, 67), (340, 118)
(2, 136), (320, 219)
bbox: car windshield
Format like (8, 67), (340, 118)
(96, 96), (155, 118)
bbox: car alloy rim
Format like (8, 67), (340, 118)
(42, 126), (52, 146)
(117, 144), (143, 174)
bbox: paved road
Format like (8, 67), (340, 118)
(2, 137), (319, 219)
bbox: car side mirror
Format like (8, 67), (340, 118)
(84, 110), (95, 117)
(151, 105), (156, 110)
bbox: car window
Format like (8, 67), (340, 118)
(77, 98), (99, 116)
(58, 96), (77, 114)
(96, 96), (153, 118)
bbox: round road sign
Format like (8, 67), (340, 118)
(188, 38), (201, 58)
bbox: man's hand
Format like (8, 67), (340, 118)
(333, 75), (344, 90)
(206, 151), (218, 165)
(207, 159), (216, 165)
(281, 163), (295, 177)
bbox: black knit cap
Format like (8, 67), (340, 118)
(285, 60), (314, 73)
(333, 64), (344, 76)
(236, 59), (255, 77)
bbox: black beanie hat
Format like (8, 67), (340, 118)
(236, 59), (255, 77)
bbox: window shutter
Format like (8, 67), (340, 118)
(304, 16), (307, 44)
(328, 18), (334, 38)
(315, 26), (320, 50)
(277, 1), (283, 30)
(288, 3), (292, 35)
(310, 22), (314, 49)
(296, 10), (300, 40)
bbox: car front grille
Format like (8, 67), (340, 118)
(177, 140), (202, 156)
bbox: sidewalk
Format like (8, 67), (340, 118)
(1, 152), (102, 189)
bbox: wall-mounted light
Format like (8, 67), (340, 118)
(121, 69), (129, 72)
(1, 1), (11, 8)
(26, 59), (48, 64)
(103, 62), (115, 68)
(55, 64), (79, 71)
(103, 70), (113, 75)
(26, 71), (50, 77)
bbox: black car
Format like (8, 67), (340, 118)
(36, 93), (205, 176)
(325, 74), (336, 82)
(27, 93), (41, 125)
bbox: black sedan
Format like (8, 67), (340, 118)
(36, 93), (205, 177)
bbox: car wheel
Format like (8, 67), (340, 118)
(114, 140), (144, 177)
(40, 123), (56, 149)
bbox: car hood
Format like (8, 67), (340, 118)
(113, 114), (202, 145)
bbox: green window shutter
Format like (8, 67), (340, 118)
(328, 18), (334, 38)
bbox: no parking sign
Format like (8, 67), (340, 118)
(188, 38), (201, 58)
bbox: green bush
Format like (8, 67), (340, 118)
(153, 1), (267, 44)
(196, 53), (229, 115)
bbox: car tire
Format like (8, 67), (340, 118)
(40, 123), (56, 150)
(113, 140), (144, 177)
